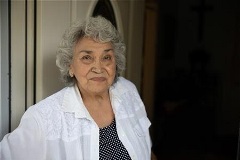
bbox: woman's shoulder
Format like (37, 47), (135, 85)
(35, 87), (68, 107)
(114, 77), (138, 93)
(27, 86), (72, 115)
(24, 86), (82, 141)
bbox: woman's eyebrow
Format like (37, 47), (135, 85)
(104, 48), (113, 53)
(78, 50), (92, 54)
(77, 48), (113, 54)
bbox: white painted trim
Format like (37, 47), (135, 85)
(26, 0), (35, 108)
(125, 1), (145, 91)
(111, 0), (124, 40)
(0, 0), (10, 139)
(86, 0), (97, 18)
(36, 0), (43, 102)
(0, 0), (2, 138)
(71, 0), (77, 22)
(11, 1), (27, 130)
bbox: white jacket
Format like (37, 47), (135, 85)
(0, 77), (151, 160)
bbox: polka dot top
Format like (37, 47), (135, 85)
(99, 119), (132, 160)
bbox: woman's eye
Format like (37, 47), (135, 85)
(103, 55), (112, 61)
(82, 55), (91, 60)
(81, 55), (93, 63)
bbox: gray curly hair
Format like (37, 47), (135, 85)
(56, 16), (126, 86)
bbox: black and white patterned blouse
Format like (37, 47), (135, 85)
(99, 119), (132, 160)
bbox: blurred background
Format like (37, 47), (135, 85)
(144, 0), (240, 159)
(1, 0), (240, 159)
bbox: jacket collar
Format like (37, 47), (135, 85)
(109, 77), (130, 118)
(61, 77), (129, 120)
(61, 85), (92, 120)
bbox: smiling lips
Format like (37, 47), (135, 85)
(90, 77), (106, 82)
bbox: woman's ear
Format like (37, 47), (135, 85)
(69, 65), (74, 77)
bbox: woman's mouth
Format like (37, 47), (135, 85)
(90, 77), (106, 82)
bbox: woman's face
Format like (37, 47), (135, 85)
(70, 37), (116, 96)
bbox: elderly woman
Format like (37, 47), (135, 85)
(1, 16), (153, 160)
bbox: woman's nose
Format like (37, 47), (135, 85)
(91, 67), (102, 73)
(91, 59), (103, 73)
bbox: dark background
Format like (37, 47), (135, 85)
(146, 0), (240, 159)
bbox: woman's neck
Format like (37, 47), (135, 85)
(80, 90), (114, 128)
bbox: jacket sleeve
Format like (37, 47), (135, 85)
(124, 78), (153, 157)
(0, 108), (46, 160)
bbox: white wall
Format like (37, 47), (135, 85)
(0, 0), (10, 140)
